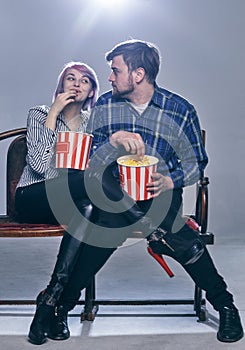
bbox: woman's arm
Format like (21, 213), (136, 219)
(26, 106), (58, 175)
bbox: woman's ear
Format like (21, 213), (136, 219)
(88, 89), (94, 98)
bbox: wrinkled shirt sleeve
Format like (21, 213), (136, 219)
(26, 106), (57, 175)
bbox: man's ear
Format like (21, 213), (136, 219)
(135, 67), (145, 83)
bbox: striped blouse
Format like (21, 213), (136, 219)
(16, 105), (89, 188)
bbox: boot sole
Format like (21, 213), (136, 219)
(217, 331), (244, 343)
(48, 333), (70, 341)
(28, 331), (47, 345)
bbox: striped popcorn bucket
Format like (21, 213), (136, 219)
(56, 131), (93, 170)
(117, 155), (159, 201)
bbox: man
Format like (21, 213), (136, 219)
(50, 40), (243, 343)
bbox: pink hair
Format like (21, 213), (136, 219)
(53, 61), (99, 110)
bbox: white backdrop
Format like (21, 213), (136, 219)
(0, 0), (244, 236)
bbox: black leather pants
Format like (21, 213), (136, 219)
(57, 185), (234, 313)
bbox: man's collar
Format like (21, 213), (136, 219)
(150, 83), (171, 108)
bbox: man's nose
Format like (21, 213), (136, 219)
(108, 72), (114, 82)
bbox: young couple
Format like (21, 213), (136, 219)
(15, 40), (243, 345)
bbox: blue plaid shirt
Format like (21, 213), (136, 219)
(87, 84), (208, 188)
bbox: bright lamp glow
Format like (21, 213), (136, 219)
(101, 0), (118, 4)
(92, 0), (128, 9)
(70, 0), (133, 39)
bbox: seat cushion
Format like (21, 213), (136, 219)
(0, 221), (65, 237)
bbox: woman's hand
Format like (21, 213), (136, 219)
(146, 173), (174, 197)
(45, 91), (76, 131)
(109, 131), (145, 159)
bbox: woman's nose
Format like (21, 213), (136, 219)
(74, 79), (80, 86)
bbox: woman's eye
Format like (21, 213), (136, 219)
(81, 79), (89, 84)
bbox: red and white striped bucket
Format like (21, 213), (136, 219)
(56, 131), (93, 170)
(117, 155), (159, 201)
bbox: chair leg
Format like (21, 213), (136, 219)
(80, 276), (99, 322)
(194, 285), (207, 321)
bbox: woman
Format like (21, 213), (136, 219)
(15, 61), (99, 224)
(16, 61), (155, 345)
(15, 61), (100, 345)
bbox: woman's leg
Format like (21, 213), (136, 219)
(15, 170), (89, 224)
(28, 199), (93, 345)
(45, 202), (93, 301)
(23, 171), (95, 345)
(60, 243), (115, 309)
(15, 182), (59, 224)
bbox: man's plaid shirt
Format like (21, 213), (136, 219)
(87, 84), (208, 188)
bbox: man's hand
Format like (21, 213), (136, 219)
(146, 173), (174, 198)
(109, 131), (145, 159)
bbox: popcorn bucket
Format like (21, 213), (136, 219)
(56, 131), (93, 170)
(117, 155), (159, 201)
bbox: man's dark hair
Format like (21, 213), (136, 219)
(106, 40), (161, 84)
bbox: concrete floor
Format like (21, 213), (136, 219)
(0, 234), (244, 349)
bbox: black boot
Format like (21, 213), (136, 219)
(217, 305), (244, 342)
(28, 203), (93, 344)
(45, 202), (93, 301)
(147, 227), (205, 265)
(48, 305), (70, 341)
(28, 291), (56, 345)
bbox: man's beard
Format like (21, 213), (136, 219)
(112, 76), (134, 98)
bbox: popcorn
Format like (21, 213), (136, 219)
(117, 156), (151, 166)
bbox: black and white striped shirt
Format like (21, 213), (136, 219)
(17, 105), (89, 188)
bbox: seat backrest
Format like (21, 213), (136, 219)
(4, 129), (207, 222)
(7, 135), (27, 218)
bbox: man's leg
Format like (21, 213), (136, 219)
(183, 247), (233, 309)
(183, 247), (243, 342)
(144, 189), (243, 343)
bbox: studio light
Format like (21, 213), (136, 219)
(92, 0), (128, 9)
